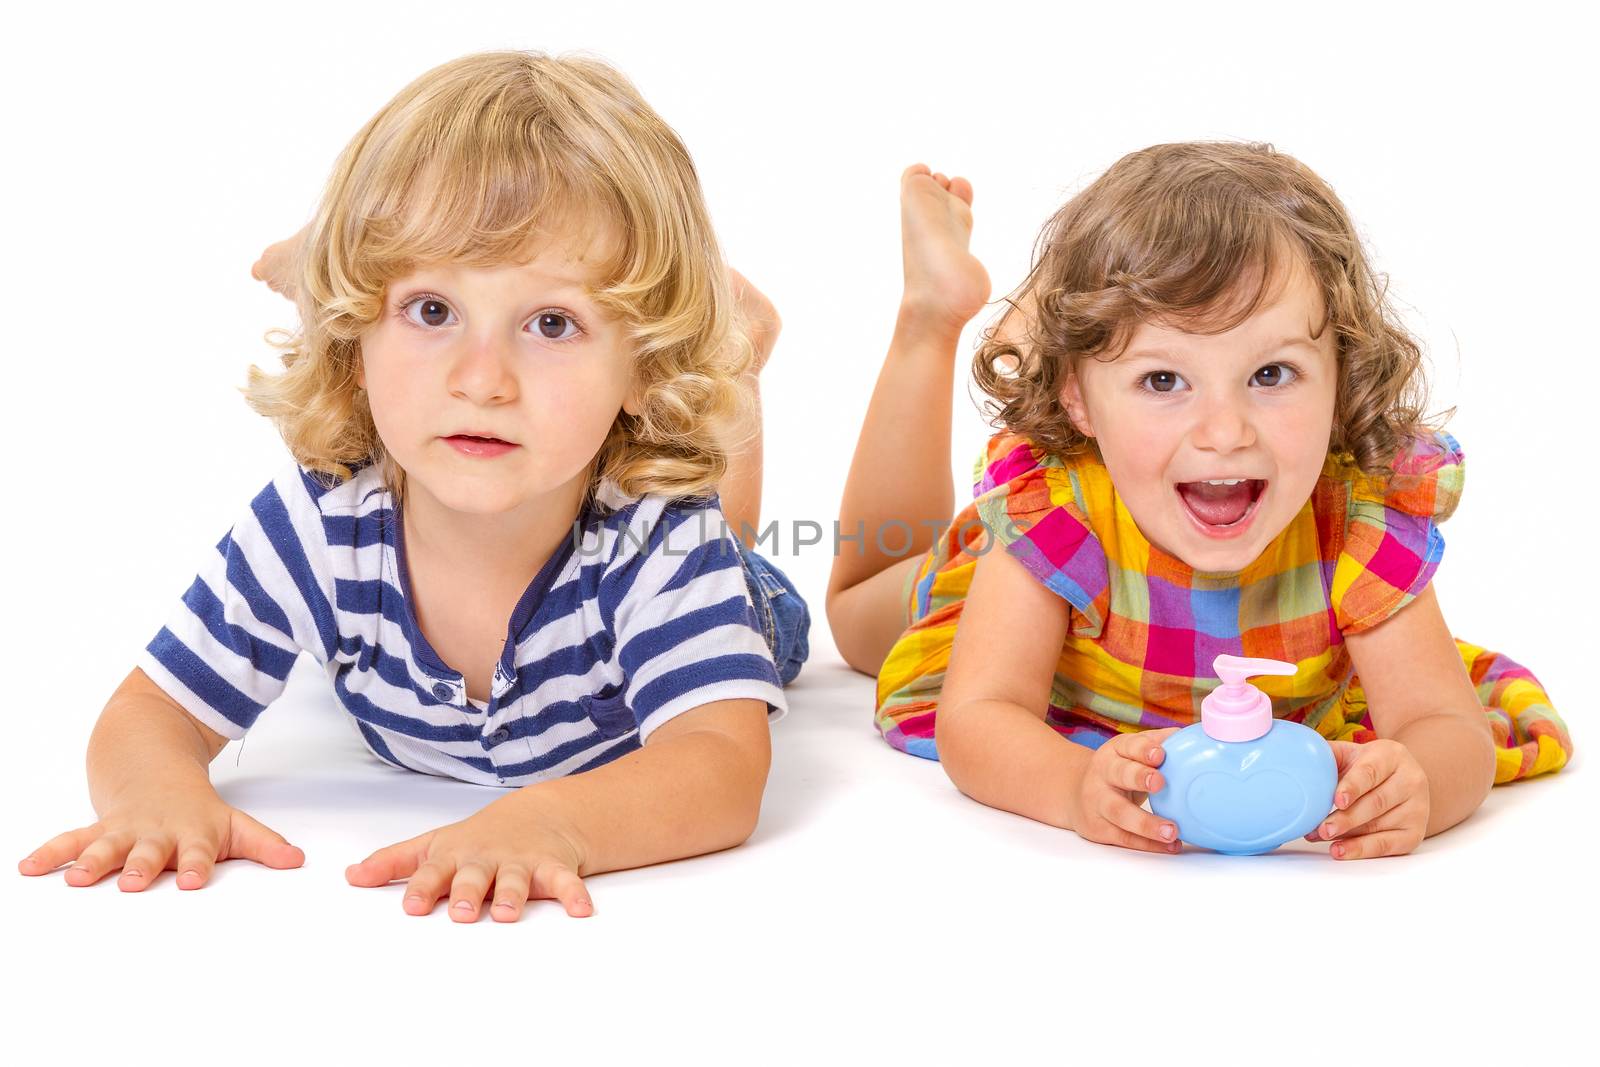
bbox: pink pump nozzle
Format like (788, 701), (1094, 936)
(1201, 654), (1297, 742)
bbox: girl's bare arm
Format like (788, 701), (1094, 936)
(1343, 585), (1496, 836)
(937, 545), (1080, 825)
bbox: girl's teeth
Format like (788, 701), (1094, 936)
(1205, 478), (1245, 486)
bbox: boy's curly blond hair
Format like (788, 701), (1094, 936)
(244, 50), (753, 509)
(973, 141), (1438, 475)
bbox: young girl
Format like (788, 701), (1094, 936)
(17, 50), (809, 919)
(828, 146), (1571, 859)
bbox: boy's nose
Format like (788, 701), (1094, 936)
(447, 334), (519, 403)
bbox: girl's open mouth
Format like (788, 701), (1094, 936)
(1176, 478), (1265, 538)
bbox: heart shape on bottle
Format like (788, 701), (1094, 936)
(1184, 769), (1309, 847)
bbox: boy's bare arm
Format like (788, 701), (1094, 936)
(87, 668), (231, 808)
(18, 667), (306, 889)
(345, 697), (773, 920)
(505, 697), (772, 876)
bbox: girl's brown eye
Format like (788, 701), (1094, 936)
(1252, 363), (1296, 387)
(1142, 370), (1186, 393)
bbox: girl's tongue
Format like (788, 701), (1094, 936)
(1177, 480), (1260, 526)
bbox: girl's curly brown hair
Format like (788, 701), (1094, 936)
(973, 141), (1439, 475)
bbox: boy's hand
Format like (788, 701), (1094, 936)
(1305, 738), (1430, 859)
(17, 788), (305, 890)
(250, 223), (310, 299)
(898, 162), (992, 337)
(345, 793), (593, 923)
(1069, 728), (1182, 854)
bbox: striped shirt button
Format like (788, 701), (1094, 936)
(431, 682), (453, 701)
(489, 728), (511, 744)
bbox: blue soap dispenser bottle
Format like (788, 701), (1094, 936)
(1150, 654), (1337, 856)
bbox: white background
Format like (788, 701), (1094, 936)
(2, 1), (1594, 1061)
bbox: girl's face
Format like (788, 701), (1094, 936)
(357, 232), (636, 518)
(1061, 253), (1339, 574)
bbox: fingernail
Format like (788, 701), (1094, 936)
(1332, 843), (1346, 859)
(453, 900), (473, 913)
(1145, 772), (1154, 789)
(121, 869), (141, 879)
(1160, 825), (1175, 841)
(1336, 792), (1348, 808)
(1320, 822), (1335, 839)
(1167, 842), (1181, 853)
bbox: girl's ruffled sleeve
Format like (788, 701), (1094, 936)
(972, 435), (1109, 638)
(1330, 431), (1466, 634)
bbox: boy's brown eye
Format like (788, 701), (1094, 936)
(418, 300), (450, 327)
(535, 312), (577, 340)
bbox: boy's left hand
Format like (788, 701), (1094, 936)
(1307, 738), (1431, 859)
(345, 795), (593, 922)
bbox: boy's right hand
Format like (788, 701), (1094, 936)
(898, 163), (992, 337)
(1069, 728), (1183, 854)
(17, 786), (304, 891)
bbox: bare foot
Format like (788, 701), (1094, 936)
(717, 267), (775, 545)
(727, 266), (780, 374)
(898, 163), (992, 337)
(251, 223), (310, 299)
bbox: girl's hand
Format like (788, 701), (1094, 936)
(16, 787), (305, 890)
(898, 163), (992, 337)
(1306, 739), (1431, 859)
(250, 223), (310, 299)
(1069, 728), (1182, 854)
(345, 795), (593, 923)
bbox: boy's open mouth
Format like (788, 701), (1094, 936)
(1175, 478), (1266, 531)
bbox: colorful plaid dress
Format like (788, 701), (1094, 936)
(874, 430), (1571, 785)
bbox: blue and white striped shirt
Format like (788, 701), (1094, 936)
(137, 460), (787, 787)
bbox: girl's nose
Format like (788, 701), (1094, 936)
(1189, 394), (1257, 454)
(447, 333), (518, 404)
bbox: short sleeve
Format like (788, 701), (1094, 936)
(972, 435), (1109, 637)
(609, 495), (785, 741)
(1330, 431), (1465, 634)
(135, 464), (339, 740)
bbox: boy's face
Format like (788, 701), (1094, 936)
(357, 231), (635, 519)
(1060, 252), (1339, 574)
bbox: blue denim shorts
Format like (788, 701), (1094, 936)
(731, 538), (810, 686)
